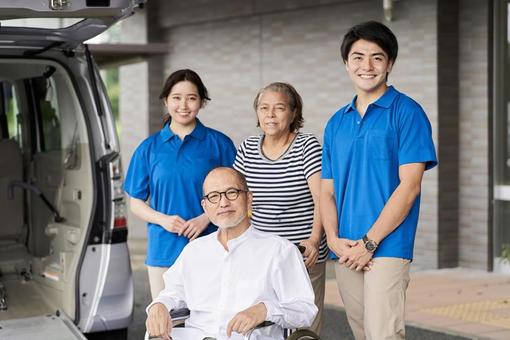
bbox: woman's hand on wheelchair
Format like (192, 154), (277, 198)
(146, 303), (172, 340)
(226, 302), (267, 337)
(299, 238), (319, 269)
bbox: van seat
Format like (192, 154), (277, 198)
(0, 241), (30, 275)
(0, 139), (29, 275)
(0, 139), (23, 240)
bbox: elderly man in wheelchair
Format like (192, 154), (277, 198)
(145, 167), (319, 340)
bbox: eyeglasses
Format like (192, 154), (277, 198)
(203, 188), (247, 204)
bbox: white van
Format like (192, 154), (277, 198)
(0, 1), (144, 339)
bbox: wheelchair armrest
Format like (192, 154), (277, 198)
(144, 308), (191, 340)
(170, 307), (190, 321)
(254, 320), (274, 329)
(244, 320), (276, 339)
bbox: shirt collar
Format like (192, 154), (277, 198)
(344, 96), (358, 114)
(344, 85), (398, 113)
(159, 118), (206, 142)
(223, 226), (253, 252)
(189, 119), (206, 140)
(372, 85), (398, 108)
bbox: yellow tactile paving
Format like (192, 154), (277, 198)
(422, 299), (510, 329)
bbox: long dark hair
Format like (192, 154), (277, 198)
(160, 69), (210, 126)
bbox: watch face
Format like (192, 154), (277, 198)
(365, 240), (377, 252)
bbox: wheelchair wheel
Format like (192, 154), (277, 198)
(286, 329), (321, 340)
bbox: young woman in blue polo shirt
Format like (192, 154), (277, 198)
(124, 69), (236, 298)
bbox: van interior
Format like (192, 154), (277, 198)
(0, 59), (93, 322)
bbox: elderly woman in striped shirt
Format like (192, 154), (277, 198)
(233, 82), (326, 335)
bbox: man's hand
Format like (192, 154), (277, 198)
(146, 303), (172, 340)
(327, 237), (358, 259)
(181, 213), (210, 241)
(339, 240), (373, 271)
(226, 303), (267, 337)
(159, 214), (186, 234)
(299, 238), (320, 269)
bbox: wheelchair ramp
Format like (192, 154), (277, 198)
(0, 312), (86, 340)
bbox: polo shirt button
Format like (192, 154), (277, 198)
(356, 121), (360, 125)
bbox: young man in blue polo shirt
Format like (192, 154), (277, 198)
(320, 21), (437, 339)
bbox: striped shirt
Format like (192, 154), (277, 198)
(234, 133), (328, 262)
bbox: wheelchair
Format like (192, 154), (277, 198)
(145, 308), (321, 340)
(145, 245), (320, 339)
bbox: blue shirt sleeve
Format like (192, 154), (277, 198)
(321, 119), (334, 179)
(397, 102), (438, 170)
(124, 140), (151, 201)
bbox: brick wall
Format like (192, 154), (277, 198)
(152, 0), (441, 269)
(458, 0), (490, 269)
(119, 10), (149, 239)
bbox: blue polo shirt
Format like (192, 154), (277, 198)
(124, 119), (236, 267)
(322, 86), (437, 260)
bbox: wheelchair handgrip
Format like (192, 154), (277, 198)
(296, 244), (306, 254)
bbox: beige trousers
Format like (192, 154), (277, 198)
(147, 265), (169, 299)
(335, 257), (411, 340)
(308, 261), (326, 335)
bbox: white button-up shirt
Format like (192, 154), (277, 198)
(148, 226), (317, 340)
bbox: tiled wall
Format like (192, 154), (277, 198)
(119, 10), (149, 239)
(458, 0), (490, 270)
(148, 0), (442, 269)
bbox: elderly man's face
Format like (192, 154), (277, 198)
(201, 169), (251, 229)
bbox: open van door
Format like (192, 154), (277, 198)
(0, 1), (144, 339)
(0, 0), (145, 48)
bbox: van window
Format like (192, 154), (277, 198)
(1, 82), (22, 145)
(34, 76), (62, 151)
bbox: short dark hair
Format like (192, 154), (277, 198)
(253, 82), (304, 133)
(340, 21), (398, 64)
(159, 69), (210, 126)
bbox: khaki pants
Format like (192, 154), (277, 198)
(335, 257), (411, 340)
(308, 261), (326, 335)
(147, 265), (169, 299)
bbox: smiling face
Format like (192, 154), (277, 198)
(345, 39), (393, 98)
(201, 168), (252, 230)
(256, 90), (294, 138)
(164, 80), (202, 128)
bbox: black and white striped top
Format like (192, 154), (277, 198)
(234, 133), (328, 262)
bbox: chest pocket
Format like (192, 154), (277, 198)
(368, 130), (394, 160)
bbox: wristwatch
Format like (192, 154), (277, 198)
(362, 235), (378, 253)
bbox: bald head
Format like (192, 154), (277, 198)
(201, 167), (252, 231)
(202, 167), (248, 195)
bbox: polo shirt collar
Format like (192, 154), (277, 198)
(189, 119), (206, 140)
(344, 96), (357, 114)
(372, 85), (398, 108)
(344, 85), (399, 113)
(159, 119), (206, 142)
